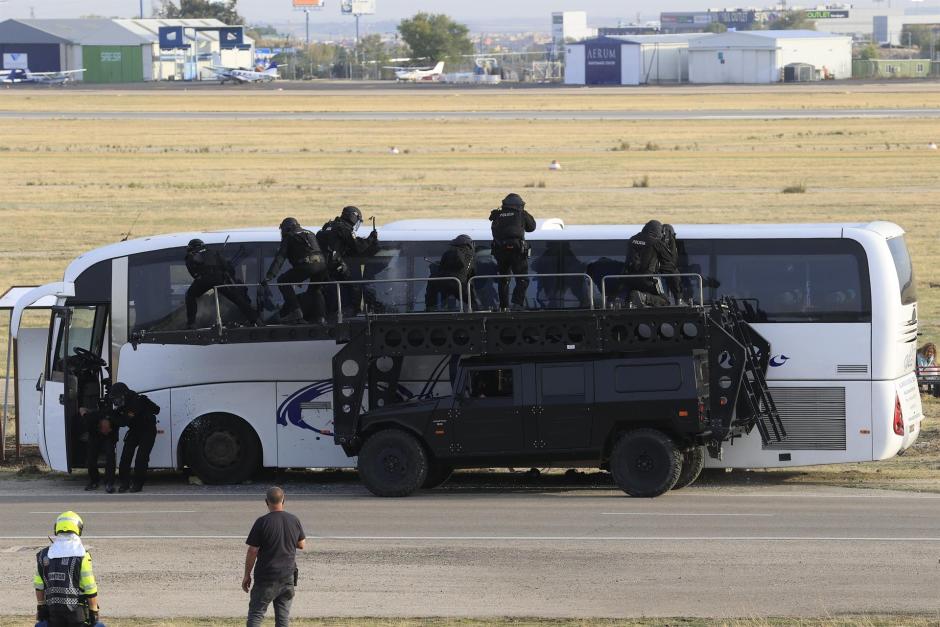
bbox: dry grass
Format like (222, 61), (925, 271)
(1, 89), (940, 490)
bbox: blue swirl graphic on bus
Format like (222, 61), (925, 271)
(769, 355), (790, 367)
(277, 381), (335, 435)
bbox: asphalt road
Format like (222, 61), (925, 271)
(2, 108), (940, 121)
(0, 475), (938, 619)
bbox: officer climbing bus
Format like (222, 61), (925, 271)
(317, 206), (379, 315)
(34, 511), (101, 627)
(263, 218), (328, 324)
(425, 234), (476, 311)
(184, 238), (259, 329)
(489, 193), (536, 310)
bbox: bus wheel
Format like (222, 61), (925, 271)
(610, 428), (681, 498)
(185, 414), (260, 485)
(422, 462), (454, 489)
(357, 430), (428, 497)
(672, 446), (706, 490)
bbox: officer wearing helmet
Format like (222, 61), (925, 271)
(317, 206), (379, 314)
(109, 382), (160, 493)
(263, 218), (328, 324)
(34, 511), (100, 626)
(425, 234), (476, 311)
(623, 220), (673, 307)
(184, 238), (259, 329)
(489, 193), (536, 310)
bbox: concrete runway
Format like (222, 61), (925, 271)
(0, 476), (938, 618)
(2, 108), (940, 121)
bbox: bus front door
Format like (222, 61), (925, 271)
(40, 305), (109, 472)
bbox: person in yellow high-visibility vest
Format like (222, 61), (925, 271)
(34, 511), (100, 626)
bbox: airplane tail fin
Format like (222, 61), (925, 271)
(266, 61), (278, 74)
(433, 61), (444, 74)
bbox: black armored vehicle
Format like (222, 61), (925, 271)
(330, 299), (784, 498)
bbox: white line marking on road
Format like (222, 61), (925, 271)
(2, 535), (940, 541)
(601, 512), (774, 517)
(29, 511), (198, 515)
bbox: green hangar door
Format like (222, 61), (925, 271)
(82, 46), (143, 83)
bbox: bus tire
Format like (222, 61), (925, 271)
(609, 428), (681, 498)
(184, 414), (261, 485)
(357, 429), (428, 497)
(672, 446), (706, 490)
(422, 462), (454, 489)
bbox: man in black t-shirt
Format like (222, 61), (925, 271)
(243, 486), (306, 627)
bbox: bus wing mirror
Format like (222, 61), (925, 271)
(35, 372), (43, 392)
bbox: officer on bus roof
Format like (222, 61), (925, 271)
(624, 220), (674, 307)
(184, 238), (259, 329)
(489, 193), (536, 311)
(426, 234), (476, 311)
(263, 218), (328, 324)
(317, 206), (379, 314)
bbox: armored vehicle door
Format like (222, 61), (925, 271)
(533, 362), (593, 450)
(451, 366), (523, 454)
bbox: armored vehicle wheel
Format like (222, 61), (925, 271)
(358, 430), (428, 497)
(422, 463), (454, 489)
(672, 446), (706, 490)
(609, 428), (681, 497)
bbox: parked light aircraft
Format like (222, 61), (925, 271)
(385, 61), (444, 82)
(205, 62), (279, 84)
(0, 68), (86, 85)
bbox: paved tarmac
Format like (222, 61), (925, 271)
(2, 108), (940, 121)
(0, 474), (938, 618)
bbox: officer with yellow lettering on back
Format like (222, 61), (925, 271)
(34, 511), (102, 627)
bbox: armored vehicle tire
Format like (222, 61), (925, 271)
(672, 446), (706, 490)
(358, 429), (428, 497)
(422, 463), (454, 489)
(609, 428), (682, 498)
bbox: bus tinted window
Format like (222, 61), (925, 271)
(710, 239), (870, 323)
(129, 243), (265, 332)
(887, 236), (916, 306)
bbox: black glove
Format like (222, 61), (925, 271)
(87, 609), (99, 626)
(367, 230), (378, 241)
(37, 604), (49, 621)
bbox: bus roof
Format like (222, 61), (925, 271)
(61, 220), (905, 284)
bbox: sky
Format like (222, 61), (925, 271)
(0, 0), (900, 26)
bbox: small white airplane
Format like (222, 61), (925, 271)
(385, 61), (444, 82)
(205, 62), (279, 84)
(0, 68), (85, 85)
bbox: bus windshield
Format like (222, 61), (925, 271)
(887, 235), (916, 306)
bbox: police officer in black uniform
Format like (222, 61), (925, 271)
(83, 406), (117, 494)
(317, 206), (379, 314)
(624, 219), (673, 307)
(185, 238), (259, 329)
(658, 223), (683, 304)
(489, 193), (536, 311)
(425, 234), (476, 311)
(111, 382), (160, 493)
(263, 218), (328, 324)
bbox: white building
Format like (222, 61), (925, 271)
(565, 34), (708, 85)
(688, 30), (852, 84)
(552, 11), (596, 44)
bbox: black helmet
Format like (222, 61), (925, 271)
(110, 382), (129, 408)
(451, 234), (474, 249)
(187, 238), (205, 252)
(642, 220), (663, 239)
(279, 217), (301, 235)
(341, 206), (363, 227)
(501, 193), (525, 210)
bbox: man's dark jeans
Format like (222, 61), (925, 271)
(247, 578), (295, 627)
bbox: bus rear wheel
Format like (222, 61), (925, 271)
(185, 414), (260, 485)
(357, 429), (428, 497)
(672, 446), (706, 490)
(609, 428), (681, 498)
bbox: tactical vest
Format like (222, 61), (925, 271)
(37, 548), (83, 609)
(491, 208), (527, 242)
(286, 229), (322, 265)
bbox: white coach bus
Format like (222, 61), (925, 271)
(11, 220), (922, 484)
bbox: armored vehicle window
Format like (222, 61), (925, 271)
(468, 368), (513, 399)
(615, 363), (682, 393)
(541, 365), (585, 398)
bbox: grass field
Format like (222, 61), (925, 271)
(1, 87), (939, 485)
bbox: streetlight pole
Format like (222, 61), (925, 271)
(139, 0), (144, 19)
(305, 9), (310, 48)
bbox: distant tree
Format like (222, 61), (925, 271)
(247, 24), (281, 41)
(397, 12), (474, 63)
(768, 10), (816, 31)
(157, 0), (244, 24)
(704, 22), (728, 34)
(856, 43), (879, 60)
(901, 25), (938, 56)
